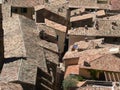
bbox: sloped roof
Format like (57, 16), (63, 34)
(69, 38), (104, 51)
(18, 15), (47, 72)
(45, 18), (67, 32)
(78, 53), (103, 65)
(0, 82), (23, 90)
(38, 39), (58, 52)
(69, 20), (120, 37)
(64, 65), (79, 78)
(1, 15), (46, 84)
(69, 0), (109, 9)
(10, 0), (44, 7)
(64, 45), (119, 59)
(44, 0), (68, 18)
(101, 14), (120, 20)
(4, 15), (26, 58)
(70, 10), (105, 22)
(1, 14), (60, 84)
(110, 0), (120, 10)
(35, 0), (68, 18)
(37, 24), (59, 64)
(44, 49), (59, 64)
(69, 0), (97, 8)
(37, 23), (57, 38)
(80, 54), (120, 72)
(35, 6), (68, 26)
(70, 8), (85, 17)
(69, 39), (104, 51)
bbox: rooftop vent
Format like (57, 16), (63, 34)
(84, 61), (90, 67)
(85, 25), (88, 30)
(112, 21), (117, 26)
(58, 8), (63, 12)
(72, 44), (78, 51)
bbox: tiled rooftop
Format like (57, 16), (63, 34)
(69, 41), (98, 51)
(69, 38), (104, 51)
(4, 15), (26, 58)
(110, 0), (120, 10)
(69, 0), (97, 8)
(35, 6), (68, 30)
(64, 41), (120, 72)
(64, 65), (79, 78)
(44, 0), (68, 18)
(80, 54), (120, 72)
(44, 49), (59, 64)
(70, 8), (85, 17)
(0, 82), (23, 90)
(38, 39), (58, 53)
(69, 0), (109, 9)
(64, 45), (119, 59)
(100, 14), (120, 20)
(70, 10), (105, 22)
(69, 20), (120, 37)
(37, 24), (59, 64)
(9, 0), (44, 7)
(0, 15), (46, 84)
(37, 23), (57, 40)
(35, 0), (68, 19)
(45, 19), (67, 32)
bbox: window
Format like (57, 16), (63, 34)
(97, 0), (108, 4)
(56, 35), (59, 41)
(21, 8), (27, 13)
(12, 8), (18, 13)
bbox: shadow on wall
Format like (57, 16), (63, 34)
(4, 57), (27, 63)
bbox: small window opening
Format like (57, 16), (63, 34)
(21, 8), (27, 13)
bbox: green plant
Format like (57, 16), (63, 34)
(88, 69), (99, 80)
(62, 75), (85, 90)
(70, 75), (84, 81)
(63, 76), (78, 90)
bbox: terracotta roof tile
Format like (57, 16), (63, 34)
(100, 14), (120, 20)
(10, 0), (44, 7)
(70, 8), (85, 17)
(80, 54), (120, 72)
(45, 19), (67, 32)
(69, 38), (104, 51)
(69, 0), (97, 8)
(64, 46), (119, 59)
(4, 15), (26, 58)
(37, 23), (57, 41)
(110, 0), (120, 10)
(64, 65), (79, 78)
(70, 10), (105, 22)
(41, 0), (68, 18)
(78, 54), (103, 65)
(69, 0), (109, 9)
(0, 82), (23, 90)
(69, 20), (120, 37)
(0, 15), (47, 84)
